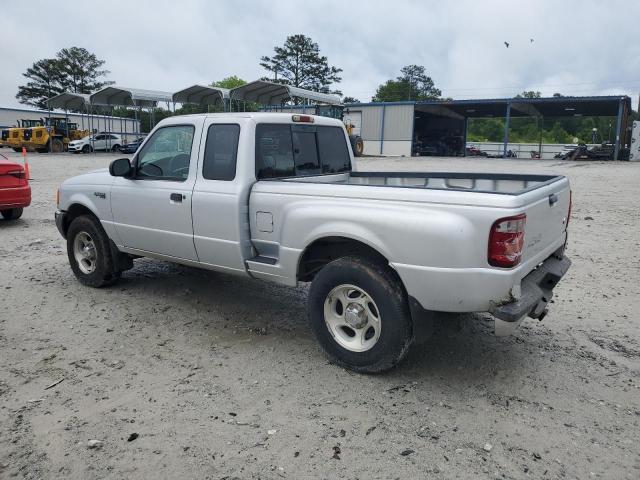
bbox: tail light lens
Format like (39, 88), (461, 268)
(566, 190), (572, 228)
(6, 169), (26, 180)
(488, 214), (526, 268)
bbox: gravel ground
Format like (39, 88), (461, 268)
(0, 150), (639, 479)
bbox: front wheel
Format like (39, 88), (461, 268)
(1, 207), (23, 220)
(50, 139), (64, 153)
(82, 144), (92, 153)
(66, 215), (120, 287)
(307, 256), (413, 373)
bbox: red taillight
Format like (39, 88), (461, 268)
(566, 190), (572, 227)
(6, 169), (26, 180)
(488, 214), (526, 268)
(292, 114), (314, 123)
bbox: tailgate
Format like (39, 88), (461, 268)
(521, 180), (570, 262)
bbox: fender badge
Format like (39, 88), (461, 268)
(94, 192), (106, 199)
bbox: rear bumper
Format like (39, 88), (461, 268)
(490, 250), (571, 322)
(0, 185), (31, 209)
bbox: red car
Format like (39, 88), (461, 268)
(0, 153), (31, 220)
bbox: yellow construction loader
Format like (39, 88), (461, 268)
(4, 117), (89, 152)
(2, 119), (44, 152)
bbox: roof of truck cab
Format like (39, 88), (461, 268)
(159, 112), (344, 126)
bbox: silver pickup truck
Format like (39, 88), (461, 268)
(55, 113), (571, 372)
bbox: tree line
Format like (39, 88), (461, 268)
(15, 37), (632, 141)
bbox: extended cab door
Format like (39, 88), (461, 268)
(191, 119), (250, 272)
(110, 122), (200, 261)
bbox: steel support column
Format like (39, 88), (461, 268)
(462, 117), (468, 157)
(380, 104), (386, 155)
(614, 99), (623, 160)
(503, 103), (511, 158)
(537, 116), (544, 159)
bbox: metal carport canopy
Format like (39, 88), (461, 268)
(230, 80), (341, 105)
(413, 95), (631, 118)
(46, 92), (91, 110)
(172, 85), (230, 105)
(90, 86), (173, 107)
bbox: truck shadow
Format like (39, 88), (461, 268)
(118, 259), (546, 383)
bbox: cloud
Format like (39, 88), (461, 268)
(1, 0), (638, 108)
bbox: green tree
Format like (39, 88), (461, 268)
(342, 96), (360, 104)
(15, 59), (63, 109)
(373, 65), (441, 102)
(56, 47), (112, 94)
(16, 47), (112, 109)
(515, 90), (542, 99)
(260, 34), (342, 97)
(212, 75), (247, 89)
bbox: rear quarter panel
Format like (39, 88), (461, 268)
(249, 177), (569, 312)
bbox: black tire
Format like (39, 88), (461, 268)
(112, 144), (121, 152)
(307, 256), (413, 373)
(353, 136), (364, 157)
(50, 138), (64, 153)
(66, 215), (121, 287)
(1, 207), (23, 220)
(82, 144), (92, 154)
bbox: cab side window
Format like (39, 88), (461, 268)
(202, 124), (240, 181)
(136, 125), (195, 181)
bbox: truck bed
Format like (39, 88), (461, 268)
(284, 171), (562, 196)
(250, 170), (571, 304)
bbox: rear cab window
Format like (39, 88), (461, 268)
(256, 123), (350, 179)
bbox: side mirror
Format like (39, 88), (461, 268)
(109, 158), (133, 177)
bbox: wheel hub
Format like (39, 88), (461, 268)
(344, 303), (367, 329)
(73, 231), (97, 275)
(323, 284), (382, 353)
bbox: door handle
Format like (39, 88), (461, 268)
(170, 193), (184, 203)
(549, 193), (558, 206)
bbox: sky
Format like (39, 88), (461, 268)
(1, 0), (639, 109)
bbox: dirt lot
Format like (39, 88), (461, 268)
(0, 150), (638, 479)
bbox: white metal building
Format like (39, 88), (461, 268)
(0, 106), (140, 138)
(343, 96), (632, 160)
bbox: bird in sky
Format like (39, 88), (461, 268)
(504, 41), (510, 48)
(530, 38), (534, 43)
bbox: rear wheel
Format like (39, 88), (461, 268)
(308, 256), (413, 373)
(111, 144), (121, 152)
(350, 136), (364, 157)
(66, 215), (121, 287)
(1, 208), (23, 220)
(354, 137), (364, 156)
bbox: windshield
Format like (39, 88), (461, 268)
(21, 119), (42, 128)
